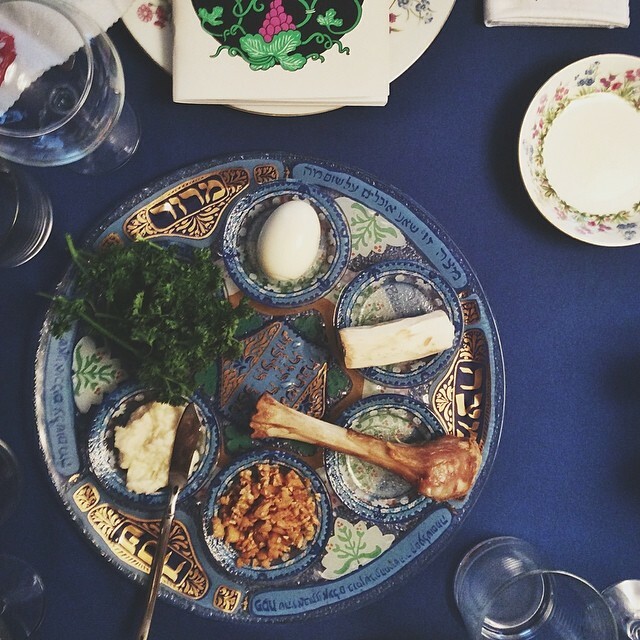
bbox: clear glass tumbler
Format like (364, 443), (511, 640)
(602, 579), (640, 640)
(0, 0), (139, 174)
(0, 440), (22, 525)
(454, 536), (618, 639)
(0, 555), (44, 639)
(0, 160), (52, 267)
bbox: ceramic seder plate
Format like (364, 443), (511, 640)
(35, 152), (504, 622)
(519, 53), (640, 247)
(122, 0), (456, 116)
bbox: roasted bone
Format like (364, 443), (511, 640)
(250, 394), (482, 501)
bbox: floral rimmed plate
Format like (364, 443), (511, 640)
(202, 449), (332, 581)
(222, 180), (351, 308)
(122, 0), (456, 116)
(334, 259), (463, 388)
(519, 53), (640, 247)
(87, 382), (220, 508)
(325, 394), (445, 523)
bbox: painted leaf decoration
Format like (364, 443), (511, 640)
(269, 30), (302, 57)
(198, 6), (223, 27)
(239, 33), (271, 59)
(248, 56), (277, 72)
(279, 53), (307, 72)
(317, 9), (343, 28)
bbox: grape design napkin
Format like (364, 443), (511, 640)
(0, 0), (133, 115)
(484, 0), (630, 28)
(172, 0), (389, 107)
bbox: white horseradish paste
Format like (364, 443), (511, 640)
(114, 401), (198, 494)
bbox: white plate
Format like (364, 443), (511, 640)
(122, 0), (456, 116)
(519, 53), (640, 247)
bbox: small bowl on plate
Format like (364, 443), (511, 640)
(325, 394), (446, 523)
(519, 53), (640, 247)
(87, 382), (220, 509)
(334, 259), (463, 388)
(202, 450), (331, 581)
(222, 180), (351, 308)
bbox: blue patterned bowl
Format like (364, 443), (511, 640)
(87, 382), (220, 509)
(325, 394), (446, 523)
(202, 449), (331, 581)
(222, 180), (351, 308)
(334, 259), (463, 388)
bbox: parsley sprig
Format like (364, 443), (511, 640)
(48, 235), (250, 404)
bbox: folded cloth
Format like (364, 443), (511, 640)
(484, 0), (630, 28)
(172, 0), (389, 107)
(0, 0), (133, 115)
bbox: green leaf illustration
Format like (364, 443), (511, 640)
(317, 9), (343, 28)
(198, 6), (223, 28)
(279, 53), (306, 71)
(239, 31), (307, 72)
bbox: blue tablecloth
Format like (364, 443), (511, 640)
(1, 4), (639, 639)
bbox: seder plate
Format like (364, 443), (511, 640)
(35, 152), (504, 622)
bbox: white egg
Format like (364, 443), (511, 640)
(256, 199), (321, 281)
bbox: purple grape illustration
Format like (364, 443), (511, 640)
(259, 0), (296, 43)
(193, 1), (365, 72)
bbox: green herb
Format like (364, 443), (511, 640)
(47, 234), (250, 405)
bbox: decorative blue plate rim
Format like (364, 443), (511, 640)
(334, 259), (464, 388)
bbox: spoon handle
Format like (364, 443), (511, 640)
(136, 484), (180, 640)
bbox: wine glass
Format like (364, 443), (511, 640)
(0, 160), (52, 267)
(0, 0), (139, 174)
(0, 440), (22, 526)
(602, 580), (640, 640)
(0, 555), (44, 639)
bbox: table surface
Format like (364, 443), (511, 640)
(2, 4), (640, 639)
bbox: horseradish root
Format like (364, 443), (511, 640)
(250, 394), (481, 501)
(338, 310), (455, 369)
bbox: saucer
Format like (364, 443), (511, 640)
(519, 54), (640, 247)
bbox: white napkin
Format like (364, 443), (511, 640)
(172, 0), (389, 107)
(484, 0), (630, 28)
(0, 0), (133, 115)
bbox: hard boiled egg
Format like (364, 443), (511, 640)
(256, 199), (321, 281)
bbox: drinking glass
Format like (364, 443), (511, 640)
(0, 556), (44, 639)
(0, 0), (140, 174)
(602, 580), (640, 639)
(0, 160), (52, 267)
(454, 536), (617, 639)
(0, 440), (21, 525)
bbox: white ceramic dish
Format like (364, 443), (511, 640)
(519, 53), (640, 247)
(122, 0), (456, 116)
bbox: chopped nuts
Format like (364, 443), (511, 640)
(212, 462), (320, 569)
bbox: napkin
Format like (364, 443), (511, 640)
(172, 0), (389, 107)
(0, 0), (133, 115)
(484, 0), (630, 28)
